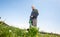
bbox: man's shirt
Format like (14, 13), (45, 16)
(30, 9), (39, 20)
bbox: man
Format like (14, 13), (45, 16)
(29, 5), (39, 27)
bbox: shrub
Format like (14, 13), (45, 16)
(28, 26), (39, 37)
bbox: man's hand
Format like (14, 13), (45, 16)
(31, 16), (33, 18)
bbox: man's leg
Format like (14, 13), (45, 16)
(32, 18), (37, 26)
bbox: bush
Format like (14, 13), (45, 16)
(28, 26), (39, 37)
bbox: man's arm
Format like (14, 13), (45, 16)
(33, 9), (39, 18)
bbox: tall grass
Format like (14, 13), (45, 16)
(0, 21), (60, 37)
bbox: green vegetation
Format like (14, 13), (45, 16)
(0, 21), (60, 37)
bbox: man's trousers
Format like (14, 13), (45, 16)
(32, 18), (37, 26)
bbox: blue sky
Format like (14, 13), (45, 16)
(0, 0), (60, 34)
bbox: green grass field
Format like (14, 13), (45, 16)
(0, 21), (60, 37)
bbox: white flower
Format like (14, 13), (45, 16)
(9, 30), (12, 32)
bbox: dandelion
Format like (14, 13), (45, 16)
(9, 30), (12, 32)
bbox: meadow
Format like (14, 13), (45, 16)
(0, 21), (60, 37)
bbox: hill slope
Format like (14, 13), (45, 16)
(0, 21), (60, 37)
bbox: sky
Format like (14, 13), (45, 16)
(0, 0), (60, 34)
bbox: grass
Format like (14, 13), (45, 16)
(0, 21), (60, 37)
